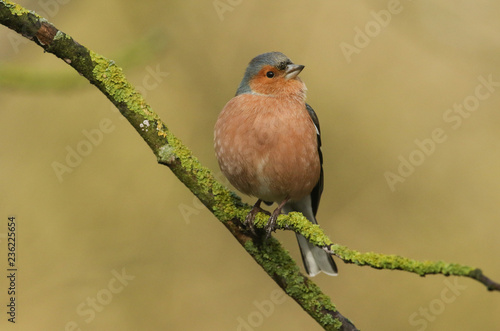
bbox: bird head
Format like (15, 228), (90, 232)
(236, 52), (306, 98)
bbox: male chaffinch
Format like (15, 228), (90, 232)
(214, 52), (337, 276)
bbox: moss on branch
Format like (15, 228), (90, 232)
(0, 1), (358, 329)
(1, 2), (498, 330)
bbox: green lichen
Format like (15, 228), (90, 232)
(157, 129), (244, 222)
(88, 43), (248, 225)
(157, 145), (176, 164)
(243, 239), (342, 330)
(333, 244), (475, 277)
(164, 131), (197, 169)
(90, 51), (156, 122)
(280, 211), (334, 246)
(54, 30), (67, 41)
(2, 0), (30, 16)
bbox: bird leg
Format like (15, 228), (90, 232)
(265, 198), (290, 240)
(244, 199), (271, 235)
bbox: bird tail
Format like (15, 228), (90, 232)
(296, 232), (337, 277)
(284, 198), (338, 277)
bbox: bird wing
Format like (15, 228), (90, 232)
(306, 103), (323, 217)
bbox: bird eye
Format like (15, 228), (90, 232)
(266, 71), (275, 78)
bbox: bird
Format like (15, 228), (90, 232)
(214, 52), (337, 277)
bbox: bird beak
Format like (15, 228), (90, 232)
(284, 64), (305, 80)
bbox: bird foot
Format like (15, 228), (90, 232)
(244, 200), (270, 236)
(264, 209), (280, 240)
(264, 198), (289, 240)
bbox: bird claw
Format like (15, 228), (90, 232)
(244, 200), (270, 236)
(264, 198), (289, 240)
(264, 213), (278, 240)
(246, 198), (289, 240)
(244, 211), (257, 236)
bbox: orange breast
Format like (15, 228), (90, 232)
(214, 93), (320, 203)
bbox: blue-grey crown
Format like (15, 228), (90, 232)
(236, 52), (293, 95)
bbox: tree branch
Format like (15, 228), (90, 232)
(275, 212), (500, 291)
(0, 1), (357, 329)
(1, 1), (498, 329)
(0, 30), (167, 90)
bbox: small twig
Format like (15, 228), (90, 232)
(264, 211), (500, 293)
(467, 269), (500, 291)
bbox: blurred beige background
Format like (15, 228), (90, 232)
(1, 0), (500, 330)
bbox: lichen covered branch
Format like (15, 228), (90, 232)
(0, 1), (358, 329)
(275, 212), (500, 292)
